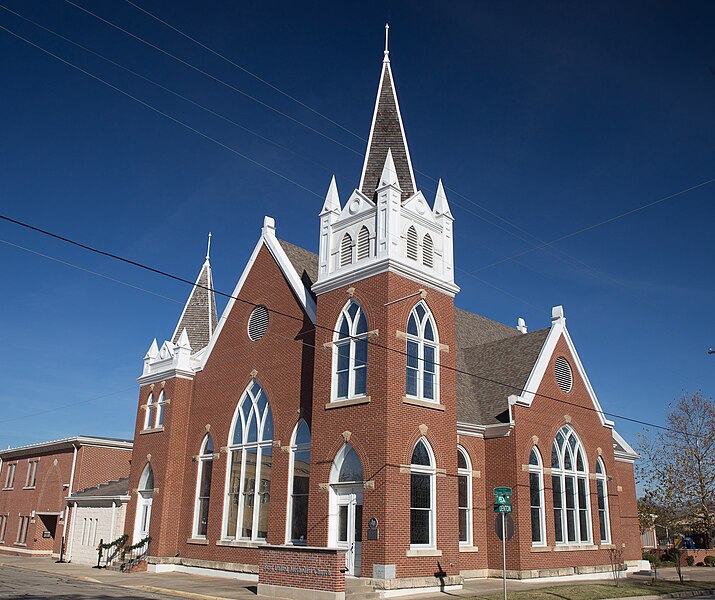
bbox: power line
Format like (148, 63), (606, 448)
(0, 212), (687, 436)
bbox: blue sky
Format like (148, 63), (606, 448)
(0, 1), (713, 453)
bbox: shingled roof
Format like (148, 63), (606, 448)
(172, 258), (218, 352)
(278, 239), (319, 293)
(71, 477), (129, 499)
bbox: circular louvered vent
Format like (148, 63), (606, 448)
(248, 305), (269, 341)
(554, 356), (573, 393)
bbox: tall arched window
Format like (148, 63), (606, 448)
(405, 302), (439, 402)
(340, 233), (353, 267)
(143, 393), (155, 430)
(551, 425), (591, 544)
(410, 438), (436, 548)
(423, 234), (433, 268)
(155, 390), (166, 427)
(595, 458), (611, 544)
(357, 226), (370, 261)
(333, 300), (368, 400)
(529, 447), (546, 545)
(193, 435), (214, 538)
(288, 420), (310, 544)
(406, 226), (418, 261)
(457, 446), (472, 546)
(225, 381), (273, 541)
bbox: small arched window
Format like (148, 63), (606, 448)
(139, 463), (154, 492)
(357, 226), (370, 261)
(143, 393), (155, 430)
(423, 234), (433, 268)
(333, 300), (368, 400)
(595, 458), (611, 543)
(225, 381), (273, 541)
(193, 435), (214, 538)
(155, 390), (166, 427)
(406, 226), (418, 261)
(340, 233), (353, 267)
(551, 425), (590, 544)
(405, 302), (439, 402)
(288, 420), (311, 543)
(457, 446), (472, 545)
(528, 447), (546, 545)
(410, 438), (435, 548)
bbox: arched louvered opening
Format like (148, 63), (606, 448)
(357, 226), (370, 261)
(422, 234), (433, 268)
(340, 233), (353, 267)
(406, 226), (418, 261)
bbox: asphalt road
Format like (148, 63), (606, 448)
(0, 565), (177, 600)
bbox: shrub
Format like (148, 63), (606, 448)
(643, 552), (658, 563)
(686, 556), (695, 566)
(705, 556), (715, 567)
(659, 560), (676, 567)
(697, 562), (705, 567)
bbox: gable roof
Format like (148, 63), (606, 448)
(70, 477), (129, 499)
(278, 239), (318, 292)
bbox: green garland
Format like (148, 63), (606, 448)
(98, 534), (128, 552)
(121, 535), (151, 559)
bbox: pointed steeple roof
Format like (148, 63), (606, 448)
(359, 27), (416, 202)
(171, 235), (218, 353)
(434, 179), (453, 219)
(321, 175), (341, 215)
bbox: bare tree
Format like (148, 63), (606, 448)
(637, 391), (715, 548)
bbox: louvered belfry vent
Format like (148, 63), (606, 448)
(554, 356), (573, 393)
(248, 305), (269, 341)
(406, 226), (418, 261)
(357, 227), (370, 261)
(340, 233), (353, 267)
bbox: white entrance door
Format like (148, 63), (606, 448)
(135, 492), (153, 542)
(335, 489), (362, 576)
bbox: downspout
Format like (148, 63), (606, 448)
(110, 501), (117, 540)
(64, 443), (79, 561)
(67, 501), (78, 562)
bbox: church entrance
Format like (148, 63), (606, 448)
(330, 444), (364, 577)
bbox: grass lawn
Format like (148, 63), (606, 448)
(469, 580), (715, 599)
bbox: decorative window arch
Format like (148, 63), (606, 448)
(595, 458), (611, 543)
(405, 301), (439, 402)
(193, 435), (214, 538)
(406, 226), (418, 261)
(224, 381), (273, 541)
(551, 425), (591, 544)
(139, 463), (154, 492)
(528, 447), (546, 546)
(340, 233), (353, 267)
(457, 446), (472, 546)
(357, 226), (370, 261)
(423, 234), (433, 268)
(410, 438), (436, 548)
(143, 393), (155, 430)
(287, 420), (311, 544)
(330, 443), (364, 485)
(333, 300), (368, 400)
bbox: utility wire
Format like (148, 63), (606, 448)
(0, 213), (688, 436)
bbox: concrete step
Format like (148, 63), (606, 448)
(346, 577), (373, 587)
(346, 592), (381, 600)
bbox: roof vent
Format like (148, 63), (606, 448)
(248, 305), (269, 341)
(554, 356), (573, 393)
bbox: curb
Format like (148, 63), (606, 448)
(606, 590), (715, 600)
(127, 585), (235, 600)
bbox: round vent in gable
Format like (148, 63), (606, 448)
(554, 356), (573, 393)
(248, 305), (269, 341)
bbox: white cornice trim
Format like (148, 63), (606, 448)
(0, 437), (132, 458)
(66, 495), (130, 503)
(137, 369), (195, 386)
(612, 429), (640, 463)
(457, 421), (514, 439)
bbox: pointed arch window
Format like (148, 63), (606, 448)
(406, 226), (418, 261)
(143, 393), (155, 430)
(357, 226), (370, 261)
(457, 446), (472, 545)
(332, 444), (363, 484)
(224, 381), (273, 541)
(410, 438), (436, 548)
(340, 233), (353, 267)
(405, 302), (439, 402)
(155, 390), (166, 427)
(422, 234), (433, 268)
(193, 435), (214, 538)
(595, 458), (611, 543)
(287, 420), (311, 544)
(529, 447), (546, 545)
(551, 425), (591, 544)
(333, 300), (368, 400)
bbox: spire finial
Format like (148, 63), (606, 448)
(384, 23), (390, 63)
(206, 232), (212, 261)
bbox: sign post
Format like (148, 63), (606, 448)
(493, 487), (512, 600)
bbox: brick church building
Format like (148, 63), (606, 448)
(124, 35), (640, 590)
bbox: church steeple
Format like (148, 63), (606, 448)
(358, 25), (416, 202)
(171, 234), (218, 353)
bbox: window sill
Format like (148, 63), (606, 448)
(459, 545), (479, 553)
(599, 543), (615, 549)
(402, 397), (444, 411)
(1, 488), (13, 492)
(406, 548), (442, 557)
(216, 539), (267, 548)
(554, 544), (598, 551)
(530, 545), (552, 553)
(13, 543), (27, 547)
(140, 426), (165, 435)
(187, 537), (208, 545)
(22, 487), (36, 491)
(325, 396), (370, 410)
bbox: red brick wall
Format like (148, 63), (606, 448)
(259, 546), (345, 593)
(74, 446), (131, 493)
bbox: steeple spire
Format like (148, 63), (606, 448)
(205, 231), (212, 261)
(359, 27), (416, 202)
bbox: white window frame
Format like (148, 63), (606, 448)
(143, 393), (155, 430)
(405, 301), (440, 403)
(595, 458), (611, 544)
(4, 463), (16, 489)
(16, 516), (29, 545)
(154, 391), (166, 427)
(551, 425), (592, 545)
(286, 420), (310, 545)
(528, 447), (547, 547)
(222, 381), (273, 542)
(0, 515), (7, 543)
(409, 438), (436, 549)
(331, 300), (369, 401)
(457, 446), (472, 546)
(25, 460), (38, 489)
(192, 435), (214, 539)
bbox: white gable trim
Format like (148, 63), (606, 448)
(511, 314), (614, 428)
(198, 218), (316, 371)
(613, 429), (640, 463)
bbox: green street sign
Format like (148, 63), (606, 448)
(495, 495), (510, 505)
(493, 487), (512, 495)
(494, 504), (513, 513)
